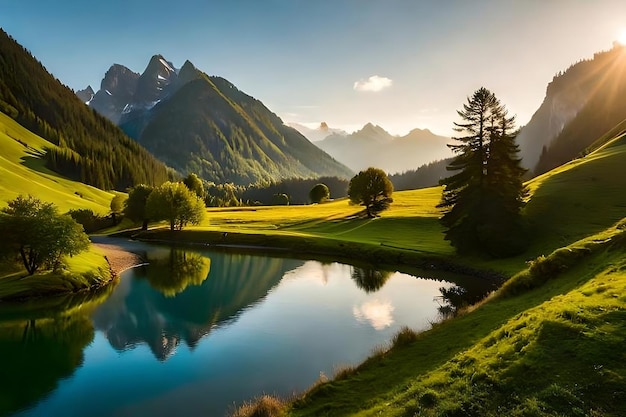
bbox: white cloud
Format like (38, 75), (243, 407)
(353, 75), (393, 92)
(353, 299), (395, 330)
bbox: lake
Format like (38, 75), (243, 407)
(0, 240), (489, 417)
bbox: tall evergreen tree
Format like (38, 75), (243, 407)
(438, 87), (527, 257)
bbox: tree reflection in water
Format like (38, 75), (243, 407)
(143, 248), (211, 297)
(435, 285), (490, 318)
(0, 315), (94, 415)
(351, 266), (392, 293)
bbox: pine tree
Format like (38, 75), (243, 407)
(439, 87), (527, 257)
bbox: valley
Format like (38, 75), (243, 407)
(1, 4), (626, 416)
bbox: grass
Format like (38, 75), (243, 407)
(220, 131), (626, 416)
(0, 246), (111, 301)
(0, 111), (115, 213)
(287, 220), (626, 417)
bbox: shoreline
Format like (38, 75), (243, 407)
(92, 241), (147, 277)
(128, 228), (508, 285)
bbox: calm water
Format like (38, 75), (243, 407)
(0, 240), (484, 417)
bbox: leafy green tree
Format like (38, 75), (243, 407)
(439, 87), (527, 256)
(183, 173), (205, 199)
(146, 182), (205, 231)
(0, 195), (90, 275)
(124, 184), (153, 230)
(309, 183), (330, 204)
(348, 167), (394, 217)
(109, 194), (125, 224)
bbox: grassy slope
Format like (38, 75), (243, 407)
(0, 112), (116, 299)
(151, 138), (626, 279)
(208, 134), (626, 416)
(292, 222), (626, 416)
(0, 111), (115, 213)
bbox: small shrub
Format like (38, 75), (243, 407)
(229, 395), (287, 417)
(392, 326), (418, 348)
(419, 390), (439, 407)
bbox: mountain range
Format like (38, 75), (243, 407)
(312, 123), (452, 174)
(288, 122), (348, 142)
(84, 56), (353, 184)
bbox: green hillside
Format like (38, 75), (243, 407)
(0, 29), (169, 190)
(119, 62), (353, 185)
(0, 111), (114, 213)
(202, 123), (626, 416)
(534, 46), (626, 175)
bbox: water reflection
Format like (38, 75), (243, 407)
(353, 299), (395, 330)
(91, 250), (303, 360)
(435, 284), (491, 318)
(0, 310), (96, 415)
(0, 241), (493, 417)
(143, 248), (211, 297)
(350, 266), (392, 293)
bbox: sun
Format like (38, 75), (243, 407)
(618, 29), (626, 46)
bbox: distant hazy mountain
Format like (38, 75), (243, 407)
(316, 123), (451, 174)
(85, 56), (352, 184)
(517, 44), (626, 174)
(289, 122), (347, 142)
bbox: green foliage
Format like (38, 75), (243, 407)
(183, 173), (205, 199)
(0, 29), (169, 190)
(124, 184), (154, 230)
(146, 181), (206, 231)
(109, 195), (125, 214)
(308, 183), (330, 204)
(348, 167), (393, 217)
(67, 208), (114, 233)
(439, 87), (527, 257)
(0, 195), (90, 275)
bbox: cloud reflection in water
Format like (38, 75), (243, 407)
(353, 299), (395, 330)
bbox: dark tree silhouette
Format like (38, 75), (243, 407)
(439, 87), (527, 256)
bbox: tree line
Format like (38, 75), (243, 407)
(0, 29), (170, 190)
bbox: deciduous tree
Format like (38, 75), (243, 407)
(309, 183), (330, 204)
(348, 167), (393, 217)
(146, 182), (205, 231)
(124, 184), (153, 230)
(0, 195), (90, 275)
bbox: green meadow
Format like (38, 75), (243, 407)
(1, 107), (626, 415)
(202, 128), (626, 416)
(0, 112), (116, 299)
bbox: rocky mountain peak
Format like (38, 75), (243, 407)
(76, 85), (95, 104)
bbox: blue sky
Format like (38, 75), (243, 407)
(3, 0), (626, 136)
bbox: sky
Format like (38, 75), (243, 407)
(3, 0), (626, 137)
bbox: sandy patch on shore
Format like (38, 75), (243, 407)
(93, 242), (146, 276)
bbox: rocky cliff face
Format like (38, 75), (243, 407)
(517, 45), (626, 172)
(89, 64), (140, 123)
(81, 55), (353, 184)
